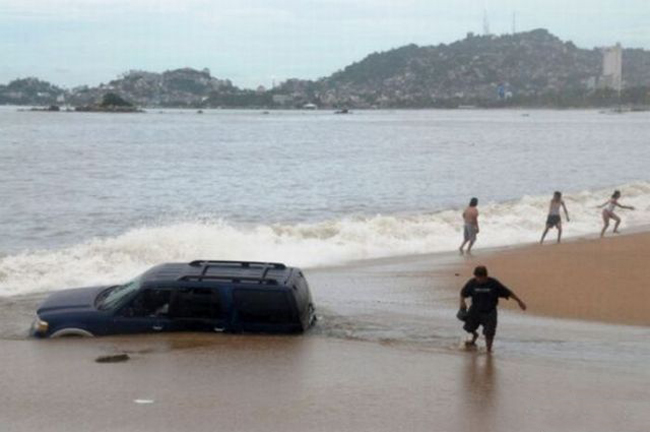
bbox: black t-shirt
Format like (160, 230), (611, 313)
(461, 277), (512, 313)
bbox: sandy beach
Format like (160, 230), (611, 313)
(1, 232), (649, 432)
(457, 231), (650, 326)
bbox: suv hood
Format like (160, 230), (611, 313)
(37, 286), (109, 315)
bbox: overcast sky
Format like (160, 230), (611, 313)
(1, 0), (648, 89)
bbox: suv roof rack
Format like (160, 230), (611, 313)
(179, 260), (289, 285)
(177, 275), (279, 285)
(188, 260), (286, 270)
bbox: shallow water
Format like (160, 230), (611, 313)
(4, 251), (648, 374)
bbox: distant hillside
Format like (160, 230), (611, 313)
(68, 68), (270, 107)
(2, 29), (650, 109)
(303, 29), (650, 108)
(0, 77), (64, 105)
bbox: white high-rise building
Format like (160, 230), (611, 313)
(601, 43), (623, 92)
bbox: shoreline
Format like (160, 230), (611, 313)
(311, 224), (650, 328)
(6, 105), (650, 112)
(5, 225), (649, 327)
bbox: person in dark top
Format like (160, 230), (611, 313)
(459, 265), (527, 352)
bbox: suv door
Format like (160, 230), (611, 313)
(112, 288), (173, 334)
(169, 287), (226, 333)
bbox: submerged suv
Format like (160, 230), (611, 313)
(32, 260), (316, 338)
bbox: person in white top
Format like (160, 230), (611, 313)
(598, 190), (635, 237)
(540, 191), (570, 244)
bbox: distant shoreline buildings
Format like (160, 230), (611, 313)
(600, 43), (623, 92)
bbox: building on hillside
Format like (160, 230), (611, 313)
(600, 43), (622, 91)
(272, 94), (292, 106)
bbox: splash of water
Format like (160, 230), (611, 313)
(1, 181), (648, 295)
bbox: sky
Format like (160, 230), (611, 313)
(1, 0), (649, 89)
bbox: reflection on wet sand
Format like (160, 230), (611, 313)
(460, 353), (498, 430)
(2, 334), (648, 432)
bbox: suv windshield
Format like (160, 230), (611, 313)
(97, 277), (142, 310)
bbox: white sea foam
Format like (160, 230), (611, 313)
(1, 181), (649, 296)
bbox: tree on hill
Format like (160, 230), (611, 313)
(100, 93), (134, 107)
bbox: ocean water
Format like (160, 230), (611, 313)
(1, 107), (650, 295)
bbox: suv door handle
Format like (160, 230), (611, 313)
(152, 325), (164, 331)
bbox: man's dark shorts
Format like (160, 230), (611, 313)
(463, 308), (497, 337)
(546, 214), (561, 228)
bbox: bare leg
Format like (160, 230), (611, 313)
(486, 335), (494, 353)
(465, 331), (479, 347)
(540, 226), (550, 244)
(459, 239), (467, 255)
(612, 214), (621, 233)
(601, 213), (610, 238)
(557, 224), (562, 243)
(466, 239), (476, 255)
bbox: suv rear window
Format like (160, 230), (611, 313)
(233, 290), (293, 324)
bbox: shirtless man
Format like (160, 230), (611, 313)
(540, 191), (570, 244)
(459, 197), (479, 255)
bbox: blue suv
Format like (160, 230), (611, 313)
(32, 260), (316, 338)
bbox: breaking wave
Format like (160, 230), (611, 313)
(1, 181), (649, 296)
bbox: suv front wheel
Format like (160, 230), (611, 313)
(50, 328), (95, 338)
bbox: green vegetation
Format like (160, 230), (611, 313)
(0, 77), (63, 105)
(100, 93), (134, 107)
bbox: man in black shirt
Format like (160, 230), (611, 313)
(460, 265), (527, 352)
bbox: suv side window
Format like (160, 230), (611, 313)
(124, 288), (172, 318)
(171, 288), (221, 320)
(233, 290), (293, 324)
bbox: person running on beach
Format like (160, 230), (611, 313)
(540, 191), (570, 244)
(598, 190), (635, 237)
(459, 197), (479, 255)
(459, 265), (526, 353)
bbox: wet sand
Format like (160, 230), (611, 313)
(1, 236), (650, 431)
(1, 334), (648, 432)
(457, 231), (650, 326)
